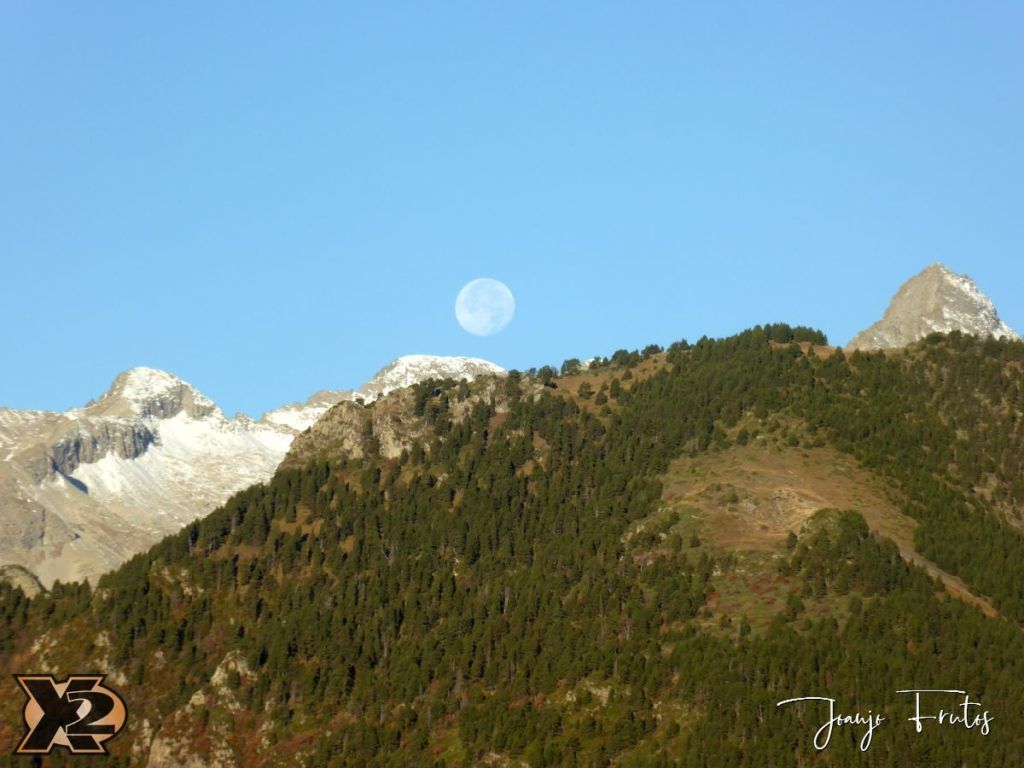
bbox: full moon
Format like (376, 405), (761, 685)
(455, 278), (515, 337)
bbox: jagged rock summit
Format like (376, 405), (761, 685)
(846, 263), (1018, 352)
(0, 356), (503, 586)
(100, 366), (217, 419)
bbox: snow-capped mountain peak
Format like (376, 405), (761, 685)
(95, 367), (217, 420)
(359, 355), (506, 400)
(110, 366), (189, 402)
(846, 262), (1018, 351)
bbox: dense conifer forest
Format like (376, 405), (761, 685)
(2, 325), (1023, 766)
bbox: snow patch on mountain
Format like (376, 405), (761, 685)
(260, 405), (331, 433)
(260, 390), (354, 433)
(111, 367), (212, 410)
(359, 355), (506, 400)
(71, 410), (289, 532)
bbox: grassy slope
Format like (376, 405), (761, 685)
(649, 439), (998, 624)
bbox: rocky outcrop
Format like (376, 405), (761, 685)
(283, 376), (511, 468)
(46, 421), (157, 479)
(145, 651), (255, 768)
(847, 263), (1018, 351)
(283, 388), (438, 466)
(0, 564), (44, 596)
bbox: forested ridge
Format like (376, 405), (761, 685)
(1, 325), (1024, 766)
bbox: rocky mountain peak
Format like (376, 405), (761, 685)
(846, 262), (1018, 352)
(98, 367), (217, 420)
(109, 366), (186, 398)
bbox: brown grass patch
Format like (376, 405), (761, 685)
(661, 442), (998, 617)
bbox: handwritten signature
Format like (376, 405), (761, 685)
(776, 689), (993, 751)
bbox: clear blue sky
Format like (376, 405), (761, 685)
(3, 3), (1022, 416)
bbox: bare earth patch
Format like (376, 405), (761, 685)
(660, 442), (998, 619)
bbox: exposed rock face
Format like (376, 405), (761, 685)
(100, 367), (220, 420)
(0, 564), (43, 597)
(284, 389), (429, 466)
(146, 651), (253, 768)
(46, 422), (157, 480)
(847, 263), (1018, 351)
(283, 376), (511, 469)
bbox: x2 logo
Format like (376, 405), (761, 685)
(14, 674), (126, 755)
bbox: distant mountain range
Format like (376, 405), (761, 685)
(0, 355), (504, 587)
(0, 263), (1016, 589)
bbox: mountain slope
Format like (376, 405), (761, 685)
(3, 327), (1024, 765)
(847, 262), (1018, 351)
(0, 358), (504, 586)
